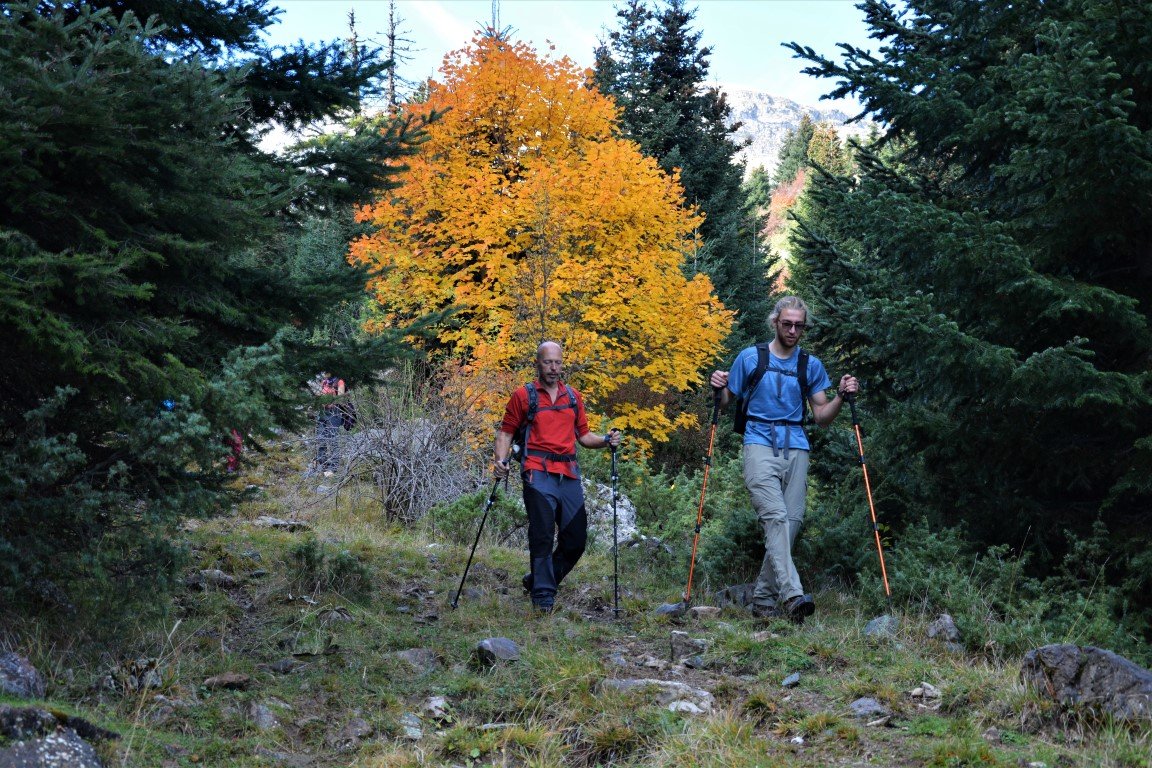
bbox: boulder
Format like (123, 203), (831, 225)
(0, 729), (104, 768)
(714, 584), (756, 609)
(0, 655), (44, 700)
(1020, 644), (1152, 721)
(473, 638), (520, 666)
(598, 678), (713, 712)
(927, 614), (960, 643)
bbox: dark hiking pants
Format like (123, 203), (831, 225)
(523, 470), (587, 605)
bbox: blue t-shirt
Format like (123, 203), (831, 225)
(728, 345), (832, 450)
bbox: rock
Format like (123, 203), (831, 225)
(848, 697), (891, 718)
(0, 706), (56, 740)
(688, 606), (721, 620)
(0, 706), (118, 745)
(782, 672), (801, 688)
(863, 614), (900, 638)
(751, 631), (779, 643)
(422, 696), (449, 720)
(329, 717), (373, 750)
(667, 701), (706, 714)
(253, 515), (312, 532)
(1020, 644), (1152, 721)
(186, 568), (238, 590)
(474, 638), (520, 666)
(203, 672), (250, 690)
(598, 678), (713, 711)
(390, 648), (440, 674)
(669, 631), (709, 662)
(604, 653), (629, 668)
(0, 729), (105, 767)
(927, 614), (960, 643)
(249, 703), (279, 731)
(0, 654), (45, 700)
(399, 713), (423, 740)
(713, 584), (757, 609)
(654, 602), (686, 617)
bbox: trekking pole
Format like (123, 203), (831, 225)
(683, 386), (723, 606)
(450, 462), (508, 610)
(609, 433), (621, 618)
(845, 393), (893, 604)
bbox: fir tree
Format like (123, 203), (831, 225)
(0, 1), (427, 619)
(786, 0), (1152, 636)
(594, 0), (772, 348)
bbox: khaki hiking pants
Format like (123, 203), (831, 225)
(743, 444), (810, 608)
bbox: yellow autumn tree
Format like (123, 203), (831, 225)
(351, 35), (732, 445)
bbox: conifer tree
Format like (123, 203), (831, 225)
(0, 1), (425, 618)
(786, 0), (1152, 631)
(595, 0), (771, 347)
(772, 113), (816, 187)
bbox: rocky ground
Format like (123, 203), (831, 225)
(2, 450), (1150, 767)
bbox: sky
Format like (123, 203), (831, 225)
(261, 0), (877, 113)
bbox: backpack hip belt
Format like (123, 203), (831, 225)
(746, 417), (804, 459)
(525, 449), (577, 462)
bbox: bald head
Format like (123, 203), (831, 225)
(537, 341), (562, 361)
(535, 341), (563, 386)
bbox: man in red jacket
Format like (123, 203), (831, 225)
(494, 342), (621, 613)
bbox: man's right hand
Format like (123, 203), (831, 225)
(710, 370), (729, 390)
(493, 458), (510, 479)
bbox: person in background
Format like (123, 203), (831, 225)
(313, 371), (345, 476)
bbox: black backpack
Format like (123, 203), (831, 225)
(733, 344), (810, 434)
(511, 382), (578, 463)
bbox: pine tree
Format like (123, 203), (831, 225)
(786, 0), (1152, 633)
(0, 1), (426, 619)
(772, 113), (816, 187)
(594, 0), (772, 348)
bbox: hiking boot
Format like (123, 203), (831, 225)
(521, 572), (533, 594)
(531, 599), (554, 615)
(781, 594), (815, 624)
(750, 603), (782, 620)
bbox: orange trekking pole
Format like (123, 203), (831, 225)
(845, 393), (892, 603)
(682, 386), (723, 606)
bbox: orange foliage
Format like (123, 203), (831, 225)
(351, 37), (732, 446)
(764, 168), (807, 235)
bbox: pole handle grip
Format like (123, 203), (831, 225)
(845, 391), (860, 425)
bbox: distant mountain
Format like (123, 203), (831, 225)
(722, 88), (875, 178)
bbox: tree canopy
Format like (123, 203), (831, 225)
(594, 0), (771, 347)
(786, 0), (1152, 633)
(351, 35), (732, 446)
(0, 0), (425, 617)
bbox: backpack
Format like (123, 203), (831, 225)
(511, 382), (578, 463)
(733, 344), (810, 434)
(339, 401), (357, 431)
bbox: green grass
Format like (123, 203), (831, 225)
(2, 443), (1148, 768)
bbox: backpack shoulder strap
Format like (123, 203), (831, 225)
(797, 348), (810, 422)
(525, 382), (538, 422)
(745, 342), (771, 395)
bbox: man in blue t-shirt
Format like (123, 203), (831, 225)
(710, 296), (858, 623)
